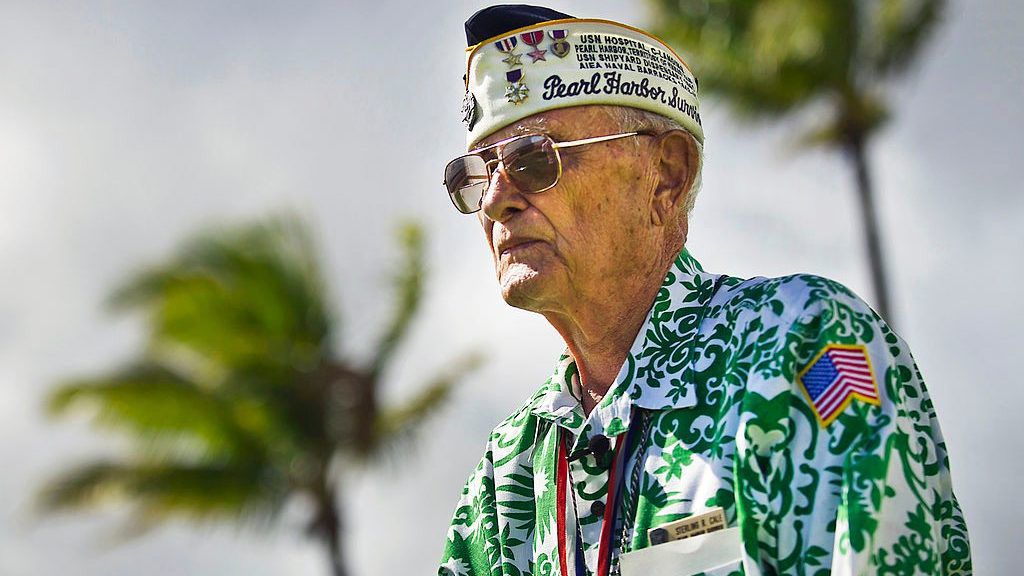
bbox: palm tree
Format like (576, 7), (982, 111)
(38, 214), (480, 576)
(649, 0), (947, 323)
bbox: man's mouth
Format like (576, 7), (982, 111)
(497, 238), (545, 256)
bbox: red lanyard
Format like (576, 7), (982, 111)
(555, 421), (636, 576)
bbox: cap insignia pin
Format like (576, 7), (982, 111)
(520, 31), (547, 62)
(501, 51), (523, 68)
(549, 30), (570, 58)
(504, 69), (528, 105)
(460, 92), (478, 130)
(494, 35), (523, 68)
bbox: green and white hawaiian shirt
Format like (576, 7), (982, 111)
(439, 250), (971, 576)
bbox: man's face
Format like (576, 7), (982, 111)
(474, 105), (661, 314)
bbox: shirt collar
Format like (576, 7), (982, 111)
(529, 249), (721, 450)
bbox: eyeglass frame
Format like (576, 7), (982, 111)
(443, 130), (656, 214)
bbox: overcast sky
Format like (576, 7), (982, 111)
(1, 1), (1021, 574)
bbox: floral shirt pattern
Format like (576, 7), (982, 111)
(439, 250), (971, 575)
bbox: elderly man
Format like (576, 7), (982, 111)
(438, 5), (970, 576)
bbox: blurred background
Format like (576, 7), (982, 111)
(1, 0), (1020, 574)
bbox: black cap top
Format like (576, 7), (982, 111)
(465, 4), (575, 46)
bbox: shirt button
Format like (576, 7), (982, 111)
(590, 500), (606, 516)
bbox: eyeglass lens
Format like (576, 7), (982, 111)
(444, 135), (561, 214)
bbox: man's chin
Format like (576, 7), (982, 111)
(498, 263), (554, 311)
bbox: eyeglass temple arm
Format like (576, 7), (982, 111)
(553, 132), (640, 150)
(465, 131), (644, 157)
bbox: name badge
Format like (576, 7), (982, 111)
(648, 507), (727, 545)
(619, 526), (742, 576)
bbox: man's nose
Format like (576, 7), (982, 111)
(480, 161), (530, 223)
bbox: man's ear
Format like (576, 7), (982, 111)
(651, 130), (697, 226)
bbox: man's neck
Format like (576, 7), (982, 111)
(545, 260), (670, 416)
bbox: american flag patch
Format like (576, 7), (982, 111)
(798, 344), (881, 427)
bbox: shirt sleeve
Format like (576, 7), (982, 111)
(735, 275), (972, 575)
(822, 313), (972, 575)
(439, 446), (502, 576)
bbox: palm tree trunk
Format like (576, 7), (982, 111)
(843, 133), (894, 325)
(325, 508), (347, 576)
(314, 484), (348, 576)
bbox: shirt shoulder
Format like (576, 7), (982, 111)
(706, 272), (897, 426)
(712, 272), (878, 329)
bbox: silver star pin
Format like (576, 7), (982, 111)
(501, 51), (523, 68)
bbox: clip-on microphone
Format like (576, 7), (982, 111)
(567, 434), (611, 463)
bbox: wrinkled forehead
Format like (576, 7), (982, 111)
(471, 105), (619, 150)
